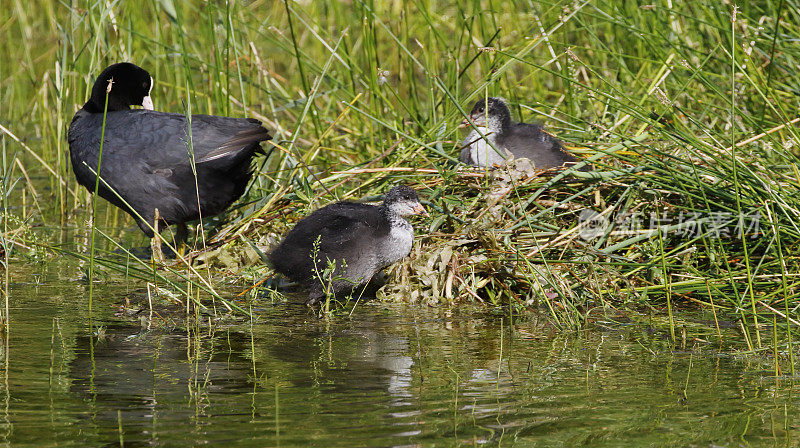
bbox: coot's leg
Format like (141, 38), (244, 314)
(360, 271), (387, 298)
(150, 209), (165, 264)
(174, 222), (189, 256)
(306, 286), (325, 306)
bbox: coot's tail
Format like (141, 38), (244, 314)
(197, 118), (271, 168)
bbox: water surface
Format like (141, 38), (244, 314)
(3, 258), (798, 447)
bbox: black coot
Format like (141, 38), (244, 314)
(459, 97), (580, 169)
(68, 62), (271, 246)
(269, 185), (428, 305)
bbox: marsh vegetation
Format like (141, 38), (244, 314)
(2, 0), (800, 440)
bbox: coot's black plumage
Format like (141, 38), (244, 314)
(269, 185), (427, 305)
(459, 97), (579, 169)
(68, 62), (271, 243)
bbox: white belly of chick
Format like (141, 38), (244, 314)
(464, 128), (506, 167)
(379, 221), (414, 267)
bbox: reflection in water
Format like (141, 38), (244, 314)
(69, 325), (255, 445)
(66, 311), (425, 446)
(3, 276), (800, 447)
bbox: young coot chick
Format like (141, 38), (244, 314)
(269, 185), (427, 305)
(459, 97), (578, 169)
(68, 62), (271, 248)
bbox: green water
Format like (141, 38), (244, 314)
(1, 258), (796, 447)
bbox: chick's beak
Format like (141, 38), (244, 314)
(142, 95), (154, 111)
(413, 202), (429, 217)
(460, 113), (486, 129)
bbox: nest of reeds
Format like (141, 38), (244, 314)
(185, 122), (800, 329)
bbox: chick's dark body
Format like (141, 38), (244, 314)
(460, 97), (582, 169)
(269, 202), (391, 284)
(497, 122), (576, 167)
(269, 185), (424, 305)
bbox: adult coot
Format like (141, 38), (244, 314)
(459, 97), (579, 169)
(68, 62), (271, 248)
(269, 185), (427, 305)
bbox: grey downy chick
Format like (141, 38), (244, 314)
(268, 185), (428, 305)
(459, 97), (578, 169)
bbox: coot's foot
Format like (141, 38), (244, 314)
(306, 285), (326, 306)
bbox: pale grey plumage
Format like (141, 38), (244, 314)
(460, 98), (579, 169)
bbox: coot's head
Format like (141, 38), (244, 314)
(383, 185), (428, 217)
(460, 97), (511, 132)
(83, 63), (154, 113)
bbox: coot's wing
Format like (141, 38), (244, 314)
(110, 111), (270, 170)
(500, 123), (576, 169)
(190, 114), (271, 168)
(124, 111), (271, 217)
